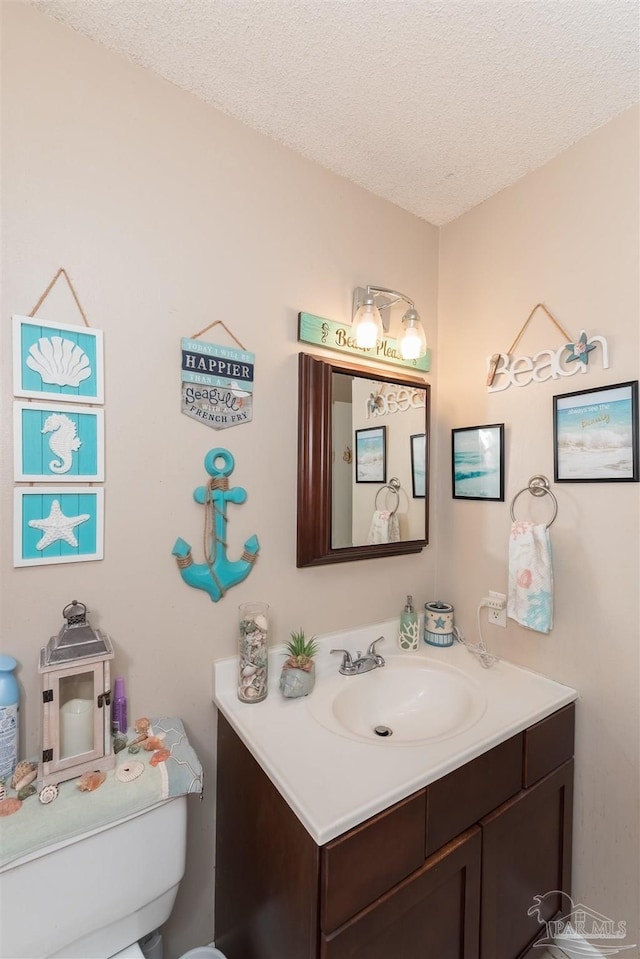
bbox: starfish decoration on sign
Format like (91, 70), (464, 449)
(28, 499), (90, 550)
(564, 330), (596, 365)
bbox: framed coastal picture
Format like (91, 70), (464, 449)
(355, 426), (386, 483)
(410, 433), (426, 498)
(452, 423), (504, 501)
(14, 401), (105, 482)
(13, 315), (104, 405)
(14, 487), (104, 567)
(553, 381), (639, 482)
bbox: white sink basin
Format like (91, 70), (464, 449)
(307, 655), (487, 745)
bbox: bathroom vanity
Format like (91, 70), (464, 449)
(212, 621), (576, 959)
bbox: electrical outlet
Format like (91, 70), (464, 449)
(487, 590), (507, 627)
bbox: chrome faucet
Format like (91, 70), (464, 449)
(330, 637), (386, 676)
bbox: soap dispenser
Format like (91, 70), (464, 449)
(398, 595), (419, 650)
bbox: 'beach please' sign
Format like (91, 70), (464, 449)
(180, 338), (254, 429)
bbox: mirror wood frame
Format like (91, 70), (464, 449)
(297, 351), (430, 567)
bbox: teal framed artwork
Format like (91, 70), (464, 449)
(14, 402), (105, 482)
(13, 315), (104, 404)
(14, 488), (104, 567)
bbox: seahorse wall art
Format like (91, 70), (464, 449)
(172, 447), (260, 602)
(41, 412), (81, 473)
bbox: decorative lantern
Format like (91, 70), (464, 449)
(39, 600), (115, 788)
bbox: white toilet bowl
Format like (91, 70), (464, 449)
(0, 796), (187, 959)
(112, 944), (146, 959)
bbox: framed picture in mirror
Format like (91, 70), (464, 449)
(355, 426), (386, 483)
(411, 433), (426, 497)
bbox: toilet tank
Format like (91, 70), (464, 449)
(0, 795), (187, 959)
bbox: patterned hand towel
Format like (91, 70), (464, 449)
(367, 510), (400, 545)
(507, 521), (553, 633)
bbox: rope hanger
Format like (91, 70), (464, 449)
(29, 267), (91, 326)
(190, 319), (247, 351)
(487, 303), (573, 386)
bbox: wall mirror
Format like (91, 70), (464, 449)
(297, 352), (430, 567)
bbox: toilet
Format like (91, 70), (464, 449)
(0, 795), (187, 959)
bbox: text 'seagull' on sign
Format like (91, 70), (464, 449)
(181, 337), (254, 429)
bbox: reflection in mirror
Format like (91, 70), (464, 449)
(297, 352), (430, 567)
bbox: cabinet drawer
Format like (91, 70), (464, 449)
(321, 789), (426, 933)
(321, 826), (481, 959)
(426, 733), (523, 855)
(523, 703), (575, 787)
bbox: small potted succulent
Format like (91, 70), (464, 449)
(279, 629), (319, 699)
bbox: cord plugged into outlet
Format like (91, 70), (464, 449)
(482, 591), (507, 627)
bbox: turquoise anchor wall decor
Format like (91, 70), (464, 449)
(172, 448), (259, 602)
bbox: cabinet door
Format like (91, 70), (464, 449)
(480, 759), (574, 959)
(215, 715), (319, 959)
(321, 826), (481, 959)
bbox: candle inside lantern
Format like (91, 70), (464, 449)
(60, 698), (93, 758)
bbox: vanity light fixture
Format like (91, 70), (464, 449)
(352, 286), (427, 359)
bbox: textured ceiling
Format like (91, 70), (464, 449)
(31, 0), (640, 225)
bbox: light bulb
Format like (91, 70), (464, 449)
(352, 300), (383, 349)
(399, 310), (426, 360)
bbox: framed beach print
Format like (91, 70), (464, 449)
(355, 426), (387, 483)
(553, 381), (639, 482)
(13, 315), (104, 404)
(410, 433), (426, 498)
(14, 402), (105, 482)
(452, 423), (504, 501)
(14, 488), (104, 567)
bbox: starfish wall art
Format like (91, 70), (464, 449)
(14, 489), (104, 567)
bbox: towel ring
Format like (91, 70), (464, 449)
(375, 477), (401, 515)
(510, 475), (558, 529)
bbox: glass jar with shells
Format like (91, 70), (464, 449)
(238, 603), (270, 703)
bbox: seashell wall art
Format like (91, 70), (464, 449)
(13, 316), (104, 404)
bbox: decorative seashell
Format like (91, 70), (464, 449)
(149, 748), (170, 766)
(39, 783), (58, 804)
(142, 736), (165, 752)
(242, 664), (258, 677)
(254, 614), (269, 632)
(134, 717), (151, 735)
(128, 744), (141, 754)
(0, 797), (22, 816)
(11, 761), (37, 792)
(127, 733), (148, 747)
(26, 336), (91, 387)
(17, 783), (37, 801)
(78, 770), (106, 792)
(116, 760), (144, 783)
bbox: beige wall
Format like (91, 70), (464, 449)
(0, 5), (438, 956)
(2, 4), (638, 955)
(438, 106), (639, 949)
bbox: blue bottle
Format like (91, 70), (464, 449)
(0, 656), (19, 781)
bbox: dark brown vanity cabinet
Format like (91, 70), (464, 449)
(215, 704), (574, 959)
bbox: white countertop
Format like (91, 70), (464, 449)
(212, 619), (577, 845)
